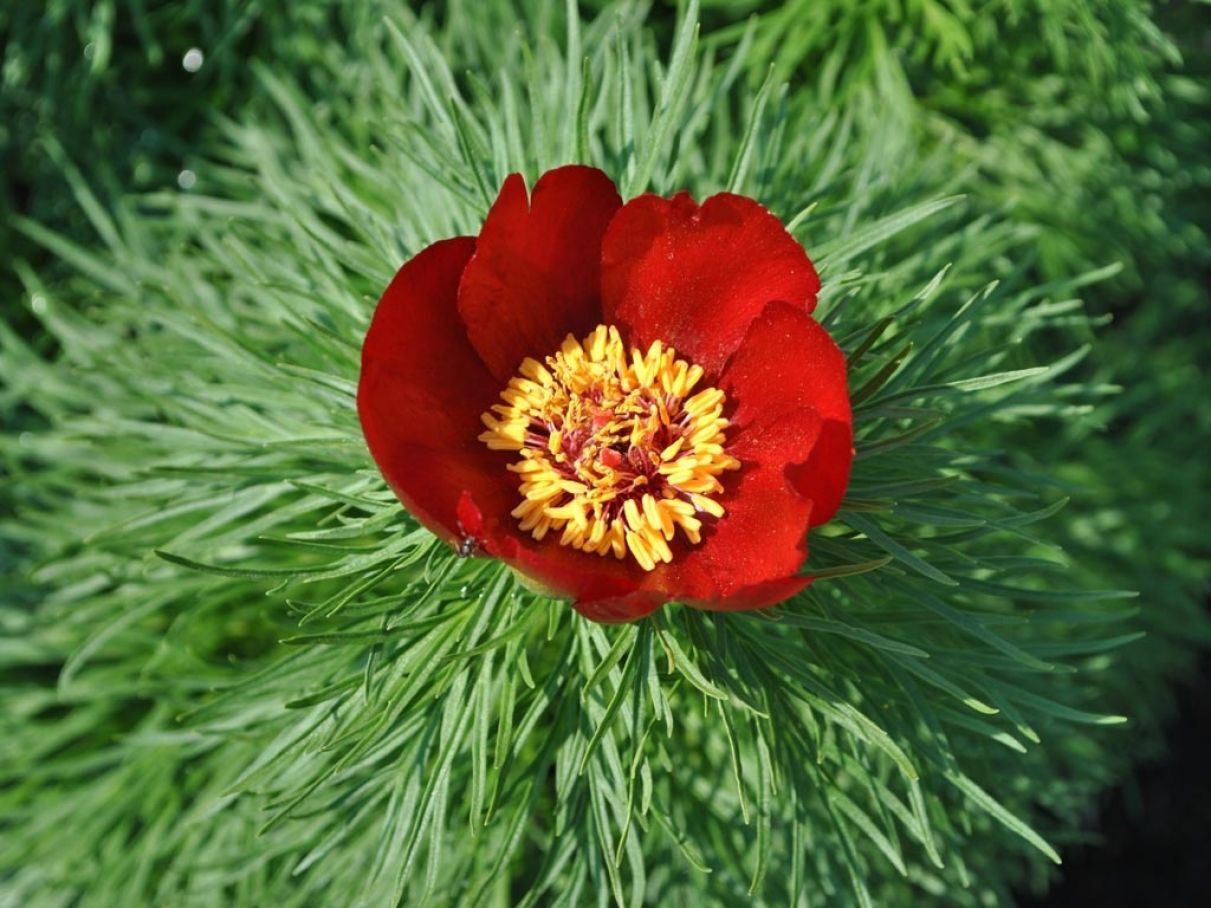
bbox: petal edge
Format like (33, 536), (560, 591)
(602, 191), (820, 374)
(358, 237), (514, 545)
(458, 165), (622, 381)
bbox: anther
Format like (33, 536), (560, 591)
(479, 325), (741, 571)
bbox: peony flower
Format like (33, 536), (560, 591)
(358, 165), (853, 623)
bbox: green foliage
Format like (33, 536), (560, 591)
(2, 1), (1208, 906)
(0, 0), (338, 335)
(702, 0), (1209, 296)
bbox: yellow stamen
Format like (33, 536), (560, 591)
(478, 324), (741, 571)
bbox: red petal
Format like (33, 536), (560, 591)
(573, 591), (666, 624)
(474, 506), (646, 601)
(458, 165), (622, 382)
(692, 574), (812, 613)
(358, 237), (516, 545)
(720, 301), (853, 526)
(789, 419), (853, 528)
(601, 191), (819, 375)
(665, 408), (823, 607)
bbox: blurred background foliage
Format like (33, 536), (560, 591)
(0, 0), (336, 338)
(2, 0), (1208, 904)
(698, 0), (1210, 297)
(7, 0), (1205, 356)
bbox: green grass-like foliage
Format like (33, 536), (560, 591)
(2, 1), (1207, 905)
(0, 0), (338, 334)
(703, 0), (1210, 298)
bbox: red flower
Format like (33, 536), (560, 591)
(358, 165), (852, 623)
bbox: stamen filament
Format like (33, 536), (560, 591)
(478, 324), (741, 571)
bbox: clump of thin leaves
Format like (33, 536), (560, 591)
(1, 2), (1206, 906)
(705, 0), (1209, 297)
(0, 0), (343, 338)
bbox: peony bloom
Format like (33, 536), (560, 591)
(358, 165), (852, 623)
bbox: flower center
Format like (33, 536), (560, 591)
(479, 325), (740, 571)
